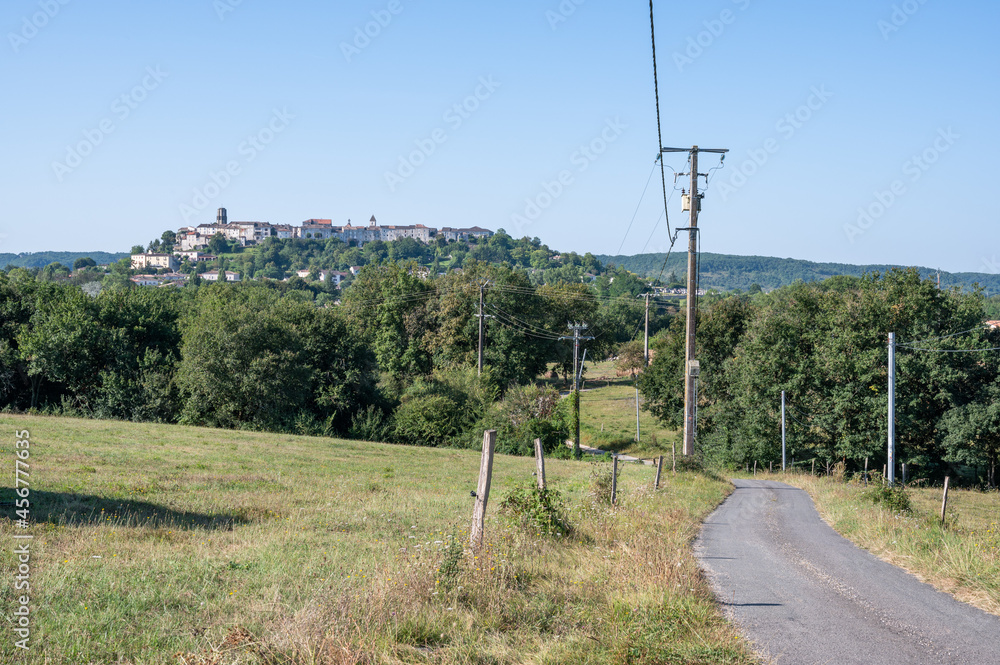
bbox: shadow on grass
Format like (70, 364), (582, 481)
(1, 488), (258, 530)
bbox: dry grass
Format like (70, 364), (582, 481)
(779, 472), (1000, 617)
(0, 414), (756, 664)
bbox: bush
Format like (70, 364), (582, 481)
(470, 384), (569, 456)
(392, 369), (495, 447)
(348, 404), (392, 442)
(498, 483), (571, 537)
(863, 480), (912, 513)
(393, 394), (463, 446)
(588, 462), (617, 505)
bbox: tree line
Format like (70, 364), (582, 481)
(0, 259), (670, 457)
(639, 269), (1000, 486)
(600, 251), (1000, 294)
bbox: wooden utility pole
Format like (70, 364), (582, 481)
(560, 323), (594, 459)
(642, 293), (651, 366)
(661, 145), (728, 456)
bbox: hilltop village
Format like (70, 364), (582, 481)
(129, 208), (495, 286)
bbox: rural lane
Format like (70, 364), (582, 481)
(694, 479), (1000, 664)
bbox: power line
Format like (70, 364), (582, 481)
(898, 325), (991, 347)
(900, 345), (1000, 353)
(614, 160), (659, 257)
(648, 0), (672, 242)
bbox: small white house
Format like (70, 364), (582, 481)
(201, 270), (241, 282)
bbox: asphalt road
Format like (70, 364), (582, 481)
(695, 479), (1000, 664)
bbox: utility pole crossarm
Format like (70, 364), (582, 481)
(661, 147), (729, 153)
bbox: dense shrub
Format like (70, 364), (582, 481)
(863, 480), (912, 513)
(391, 369), (494, 447)
(498, 483), (571, 537)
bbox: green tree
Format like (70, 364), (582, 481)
(342, 262), (433, 389)
(177, 286), (312, 430)
(427, 261), (551, 391)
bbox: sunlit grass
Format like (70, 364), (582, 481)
(0, 414), (755, 664)
(781, 472), (1000, 617)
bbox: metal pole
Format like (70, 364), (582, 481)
(682, 147), (699, 457)
(888, 332), (896, 486)
(781, 390), (786, 471)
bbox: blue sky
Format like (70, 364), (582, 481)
(2, 0), (997, 273)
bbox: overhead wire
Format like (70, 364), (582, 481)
(649, 0), (672, 242)
(898, 325), (992, 347)
(614, 160), (659, 257)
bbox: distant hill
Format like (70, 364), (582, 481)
(0, 252), (129, 269)
(595, 252), (1000, 294)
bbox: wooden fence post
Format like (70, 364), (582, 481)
(864, 457), (869, 486)
(940, 476), (950, 525)
(753, 461), (757, 476)
(654, 455), (663, 490)
(534, 438), (546, 490)
(769, 461), (773, 474)
(902, 463), (907, 487)
(470, 430), (497, 549)
(611, 454), (618, 505)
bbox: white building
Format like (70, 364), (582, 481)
(201, 270), (241, 282)
(131, 253), (178, 271)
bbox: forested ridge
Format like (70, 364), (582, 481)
(598, 251), (1000, 294)
(0, 251), (128, 269)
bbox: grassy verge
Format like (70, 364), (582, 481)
(1, 415), (755, 664)
(779, 472), (1000, 616)
(559, 359), (679, 459)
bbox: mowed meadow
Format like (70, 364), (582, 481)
(0, 414), (756, 665)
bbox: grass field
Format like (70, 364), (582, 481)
(547, 359), (680, 460)
(1, 414), (756, 664)
(774, 472), (1000, 617)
